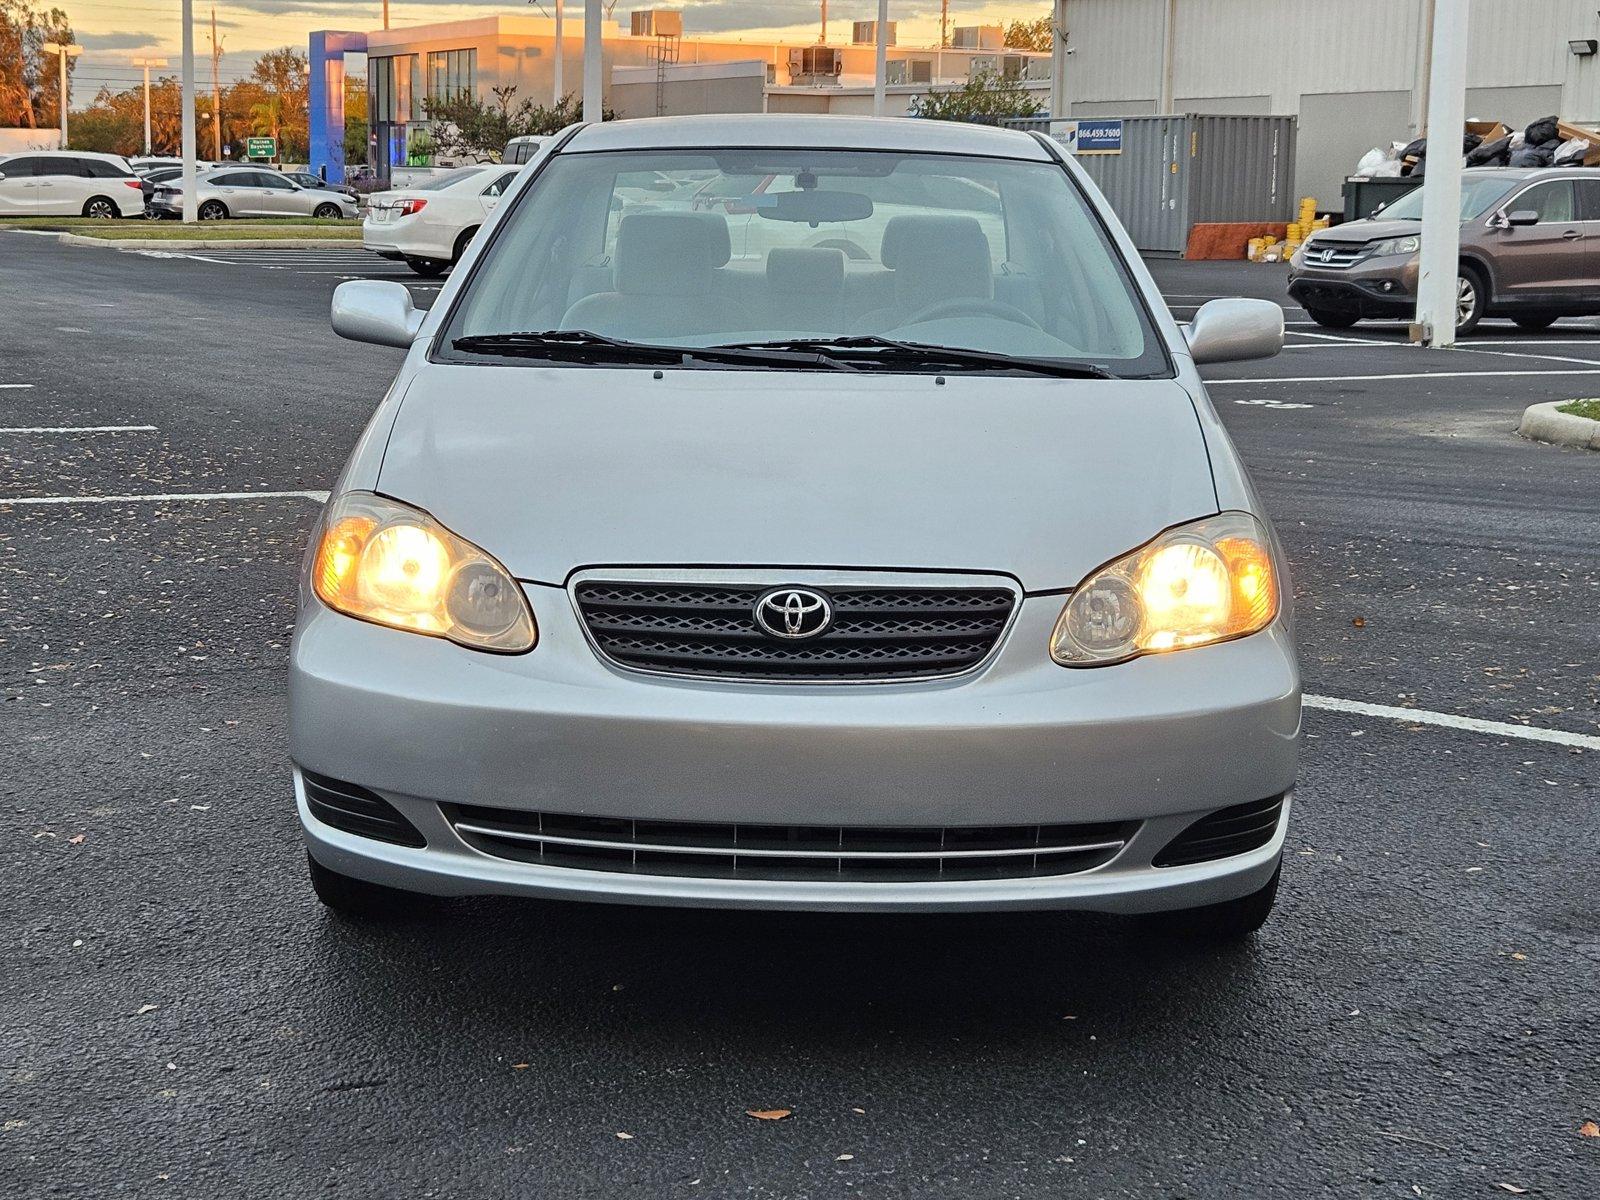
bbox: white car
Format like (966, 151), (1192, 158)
(363, 164), (519, 276)
(147, 165), (359, 220)
(0, 150), (144, 218)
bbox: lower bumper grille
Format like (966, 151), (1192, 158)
(302, 770), (426, 848)
(446, 805), (1134, 882)
(1152, 796), (1284, 868)
(573, 581), (1016, 682)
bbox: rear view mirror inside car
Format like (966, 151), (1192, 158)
(755, 189), (874, 224)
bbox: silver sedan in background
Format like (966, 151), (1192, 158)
(149, 165), (358, 220)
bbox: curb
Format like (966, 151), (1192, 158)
(56, 232), (363, 250)
(1517, 401), (1600, 451)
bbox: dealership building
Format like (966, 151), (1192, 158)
(1048, 0), (1600, 207)
(308, 13), (1050, 180)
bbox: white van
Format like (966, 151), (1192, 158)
(0, 151), (144, 218)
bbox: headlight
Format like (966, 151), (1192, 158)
(311, 491), (536, 653)
(1368, 235), (1419, 257)
(1050, 512), (1279, 666)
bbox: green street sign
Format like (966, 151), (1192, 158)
(246, 136), (277, 159)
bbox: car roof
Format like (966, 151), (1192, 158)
(1462, 166), (1597, 181)
(5, 148), (128, 160)
(562, 114), (1053, 161)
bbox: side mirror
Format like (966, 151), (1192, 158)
(331, 280), (424, 348)
(1505, 209), (1539, 227)
(1184, 298), (1284, 365)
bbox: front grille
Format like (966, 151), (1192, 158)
(302, 770), (426, 848)
(1152, 796), (1284, 868)
(573, 581), (1016, 681)
(447, 805), (1134, 882)
(1302, 241), (1366, 269)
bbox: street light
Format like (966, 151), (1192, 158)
(39, 41), (82, 149)
(131, 57), (168, 155)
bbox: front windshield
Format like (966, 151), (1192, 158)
(413, 166), (488, 191)
(441, 149), (1167, 375)
(1379, 178), (1509, 222)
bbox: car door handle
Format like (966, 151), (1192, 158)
(1561, 230), (1582, 240)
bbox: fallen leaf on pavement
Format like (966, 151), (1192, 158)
(136, 1004), (158, 1015)
(1511, 952), (1527, 961)
(67, 834), (86, 845)
(511, 1063), (529, 1070)
(1580, 1120), (1599, 1138)
(615, 1132), (634, 1140)
(746, 1109), (792, 1121)
(836, 1153), (854, 1161)
(1495, 1185), (1527, 1195)
(1352, 616), (1366, 628)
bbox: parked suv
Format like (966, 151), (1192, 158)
(0, 150), (144, 217)
(1289, 167), (1600, 333)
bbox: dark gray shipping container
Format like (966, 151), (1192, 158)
(1007, 114), (1298, 255)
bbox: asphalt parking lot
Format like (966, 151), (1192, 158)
(2, 234), (1596, 1198)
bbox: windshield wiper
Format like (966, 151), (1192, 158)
(721, 335), (1119, 379)
(450, 329), (857, 371)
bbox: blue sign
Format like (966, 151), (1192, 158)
(1073, 119), (1124, 155)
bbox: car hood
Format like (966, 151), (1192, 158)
(375, 366), (1220, 591)
(1312, 218), (1421, 244)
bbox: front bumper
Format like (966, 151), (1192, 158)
(1289, 255), (1420, 316)
(290, 580), (1300, 913)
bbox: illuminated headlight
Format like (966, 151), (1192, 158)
(1050, 512), (1280, 666)
(312, 491), (536, 653)
(1368, 235), (1420, 257)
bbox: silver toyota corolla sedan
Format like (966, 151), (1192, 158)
(294, 114), (1299, 938)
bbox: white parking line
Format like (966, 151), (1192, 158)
(0, 425), (157, 434)
(0, 383), (35, 390)
(1209, 368), (1600, 385)
(1305, 694), (1600, 752)
(0, 489), (328, 505)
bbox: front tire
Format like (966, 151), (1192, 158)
(313, 202), (342, 219)
(1305, 307), (1361, 329)
(1147, 861), (1281, 941)
(82, 196), (118, 219)
(1512, 313), (1558, 331)
(198, 199), (228, 221)
(307, 853), (432, 920)
(1455, 266), (1487, 335)
(405, 255), (448, 277)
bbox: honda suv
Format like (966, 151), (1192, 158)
(1289, 167), (1600, 333)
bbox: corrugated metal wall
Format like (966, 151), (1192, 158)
(1187, 114), (1296, 225)
(1014, 114), (1298, 253)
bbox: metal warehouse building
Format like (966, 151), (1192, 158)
(1050, 0), (1600, 207)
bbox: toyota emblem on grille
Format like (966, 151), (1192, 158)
(754, 587), (833, 640)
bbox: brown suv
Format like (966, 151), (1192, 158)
(1288, 167), (1600, 333)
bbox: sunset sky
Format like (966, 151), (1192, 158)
(66, 0), (1050, 98)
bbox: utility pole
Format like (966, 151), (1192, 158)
(40, 42), (81, 148)
(872, 0), (887, 116)
(1158, 0), (1176, 113)
(939, 0), (947, 49)
(210, 7), (223, 160)
(553, 0), (564, 104)
(181, 0), (197, 221)
(382, 0), (389, 30)
(582, 0), (601, 121)
(1411, 0), (1435, 134)
(131, 57), (168, 155)
(1413, 0), (1467, 347)
(819, 0), (826, 44)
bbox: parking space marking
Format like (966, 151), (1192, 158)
(1455, 346), (1600, 368)
(1305, 694), (1600, 752)
(0, 383), (35, 390)
(0, 489), (328, 506)
(0, 425), (157, 434)
(1209, 368), (1600, 385)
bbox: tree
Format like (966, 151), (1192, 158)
(246, 47), (308, 159)
(0, 0), (75, 129)
(343, 77), (368, 165)
(910, 70), (1043, 126)
(1004, 15), (1053, 52)
(422, 85), (608, 161)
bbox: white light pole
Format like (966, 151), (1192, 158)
(553, 0), (564, 105)
(1413, 0), (1467, 347)
(872, 0), (887, 116)
(131, 56), (168, 155)
(582, 0), (601, 121)
(40, 42), (82, 148)
(181, 0), (198, 222)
